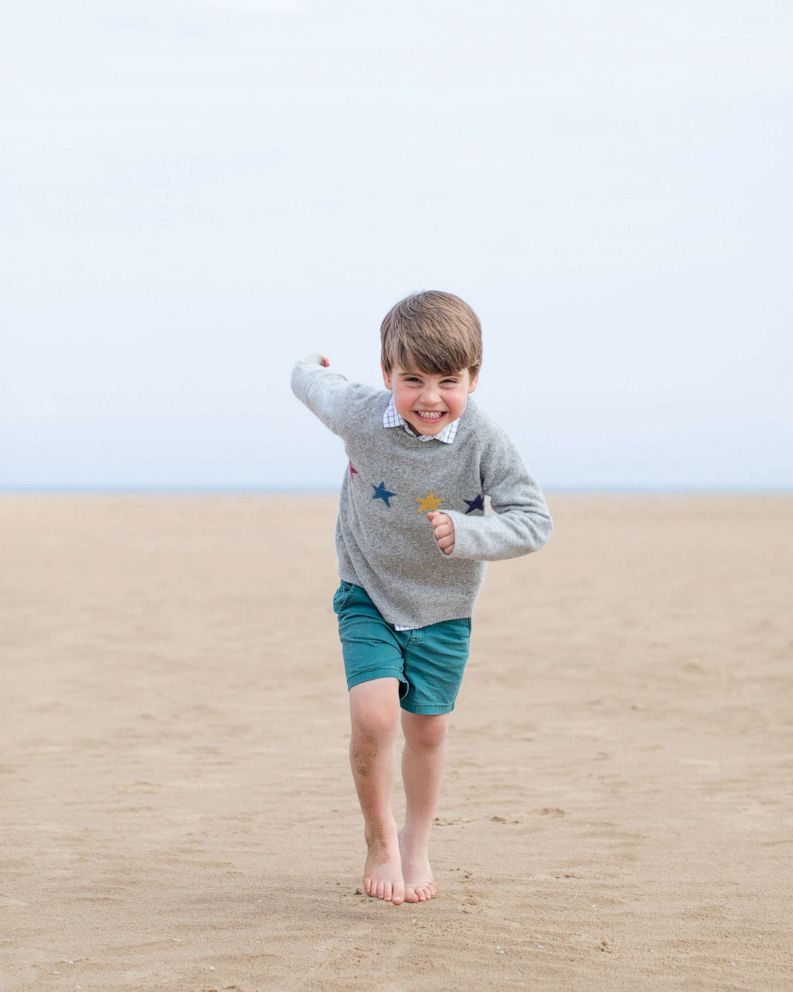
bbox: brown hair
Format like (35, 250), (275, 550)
(380, 291), (482, 377)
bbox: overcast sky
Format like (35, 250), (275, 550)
(2, 0), (791, 490)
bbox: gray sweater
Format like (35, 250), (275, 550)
(291, 354), (553, 628)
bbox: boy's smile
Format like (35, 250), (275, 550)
(382, 363), (480, 437)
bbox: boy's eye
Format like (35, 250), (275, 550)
(402, 376), (458, 385)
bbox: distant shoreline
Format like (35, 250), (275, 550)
(1, 486), (791, 497)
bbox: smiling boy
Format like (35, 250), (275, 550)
(291, 290), (553, 905)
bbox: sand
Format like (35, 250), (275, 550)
(1, 492), (791, 992)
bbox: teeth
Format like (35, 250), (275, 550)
(416, 411), (444, 419)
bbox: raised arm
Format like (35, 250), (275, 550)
(290, 353), (374, 438)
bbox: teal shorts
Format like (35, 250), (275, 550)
(332, 581), (472, 715)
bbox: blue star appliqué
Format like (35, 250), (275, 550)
(371, 481), (397, 507)
(464, 493), (485, 514)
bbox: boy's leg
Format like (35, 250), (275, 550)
(348, 677), (405, 905)
(399, 711), (449, 903)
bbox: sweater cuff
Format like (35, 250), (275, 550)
(298, 352), (324, 367)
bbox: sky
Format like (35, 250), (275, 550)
(2, 0), (791, 491)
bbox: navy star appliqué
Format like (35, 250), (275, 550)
(464, 493), (485, 513)
(371, 481), (397, 507)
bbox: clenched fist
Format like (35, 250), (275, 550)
(427, 511), (455, 556)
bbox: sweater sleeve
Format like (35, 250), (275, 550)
(443, 424), (553, 561)
(290, 354), (375, 439)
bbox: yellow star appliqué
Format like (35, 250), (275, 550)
(416, 491), (445, 514)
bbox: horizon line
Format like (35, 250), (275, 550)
(1, 485), (792, 496)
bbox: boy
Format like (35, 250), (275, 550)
(291, 291), (552, 906)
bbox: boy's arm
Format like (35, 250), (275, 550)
(440, 427), (553, 561)
(290, 353), (373, 438)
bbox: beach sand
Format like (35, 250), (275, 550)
(1, 493), (791, 991)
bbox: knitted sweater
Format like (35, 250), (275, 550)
(291, 354), (553, 628)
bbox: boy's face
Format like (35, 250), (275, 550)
(382, 362), (480, 437)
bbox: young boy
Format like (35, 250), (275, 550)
(291, 290), (552, 906)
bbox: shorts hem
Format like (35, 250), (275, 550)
(346, 669), (407, 692)
(400, 701), (456, 715)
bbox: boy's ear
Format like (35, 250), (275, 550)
(468, 370), (480, 393)
(381, 364), (393, 390)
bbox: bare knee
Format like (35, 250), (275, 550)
(349, 680), (401, 744)
(352, 706), (400, 746)
(402, 712), (448, 752)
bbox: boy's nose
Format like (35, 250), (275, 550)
(420, 385), (441, 405)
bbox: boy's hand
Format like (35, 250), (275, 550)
(427, 511), (455, 556)
(319, 355), (330, 367)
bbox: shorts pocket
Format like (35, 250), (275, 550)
(439, 617), (471, 650)
(332, 580), (357, 615)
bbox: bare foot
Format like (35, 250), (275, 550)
(398, 829), (437, 903)
(363, 834), (405, 905)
